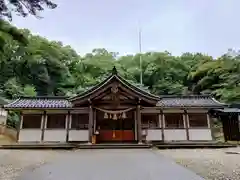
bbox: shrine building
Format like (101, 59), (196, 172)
(4, 67), (224, 144)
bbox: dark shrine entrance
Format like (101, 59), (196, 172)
(95, 109), (135, 143)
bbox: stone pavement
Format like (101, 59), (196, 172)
(18, 149), (204, 180)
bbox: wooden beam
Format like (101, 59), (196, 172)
(70, 108), (89, 114)
(92, 89), (111, 101)
(161, 110), (165, 141)
(88, 106), (93, 143)
(118, 89), (136, 100)
(66, 111), (70, 142)
(162, 109), (185, 113)
(94, 104), (136, 109)
(93, 100), (136, 104)
(41, 111), (47, 142)
(136, 104), (142, 143)
(141, 108), (159, 114)
(16, 112), (23, 142)
(184, 110), (190, 141)
(208, 114), (214, 140)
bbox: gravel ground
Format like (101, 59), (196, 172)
(0, 150), (62, 180)
(158, 147), (240, 180)
(0, 148), (240, 180)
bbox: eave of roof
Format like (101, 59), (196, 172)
(4, 96), (72, 109)
(214, 108), (240, 113)
(4, 95), (225, 109)
(157, 95), (225, 108)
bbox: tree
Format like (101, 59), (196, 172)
(0, 0), (57, 20)
(0, 20), (240, 103)
(0, 0), (57, 51)
(189, 54), (240, 102)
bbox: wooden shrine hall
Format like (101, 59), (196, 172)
(4, 67), (224, 144)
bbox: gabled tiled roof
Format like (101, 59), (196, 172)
(4, 96), (72, 109)
(157, 95), (224, 108)
(4, 95), (224, 109)
(70, 66), (160, 105)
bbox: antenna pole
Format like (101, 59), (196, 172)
(139, 27), (143, 85)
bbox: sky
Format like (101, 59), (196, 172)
(11, 0), (240, 57)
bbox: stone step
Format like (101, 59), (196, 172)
(156, 144), (237, 149)
(75, 144), (151, 149)
(0, 143), (152, 149)
(0, 142), (237, 150)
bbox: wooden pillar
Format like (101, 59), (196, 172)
(184, 110), (190, 141)
(16, 112), (23, 142)
(19, 113), (23, 129)
(158, 113), (161, 128)
(136, 104), (142, 144)
(66, 111), (71, 142)
(238, 114), (240, 141)
(41, 111), (47, 142)
(161, 110), (165, 141)
(134, 111), (137, 140)
(207, 113), (211, 128)
(88, 105), (94, 144)
(207, 113), (214, 140)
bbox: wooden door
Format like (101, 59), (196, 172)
(97, 119), (135, 142)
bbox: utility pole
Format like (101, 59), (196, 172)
(138, 27), (143, 85)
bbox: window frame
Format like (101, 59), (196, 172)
(46, 114), (66, 129)
(71, 114), (89, 130)
(164, 113), (184, 129)
(22, 114), (42, 129)
(188, 113), (209, 128)
(141, 114), (160, 129)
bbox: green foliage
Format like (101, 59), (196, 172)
(0, 0), (57, 52)
(0, 20), (239, 104)
(0, 0), (57, 20)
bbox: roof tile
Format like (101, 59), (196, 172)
(4, 95), (224, 109)
(157, 95), (224, 107)
(4, 97), (72, 109)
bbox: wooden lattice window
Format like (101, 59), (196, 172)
(47, 114), (66, 129)
(165, 113), (184, 128)
(141, 114), (159, 129)
(71, 114), (89, 130)
(22, 114), (42, 129)
(188, 113), (208, 128)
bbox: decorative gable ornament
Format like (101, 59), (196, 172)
(111, 85), (118, 94)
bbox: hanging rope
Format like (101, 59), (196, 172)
(94, 107), (135, 114)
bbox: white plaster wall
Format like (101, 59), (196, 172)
(164, 129), (187, 141)
(146, 129), (162, 141)
(0, 108), (7, 125)
(44, 130), (66, 142)
(0, 108), (7, 117)
(0, 116), (6, 125)
(19, 129), (42, 142)
(189, 129), (212, 141)
(69, 130), (88, 141)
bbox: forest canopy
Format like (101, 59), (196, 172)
(0, 21), (239, 104)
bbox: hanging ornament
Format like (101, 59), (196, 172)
(104, 112), (108, 119)
(122, 112), (127, 119)
(113, 113), (117, 120)
(112, 130), (116, 138)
